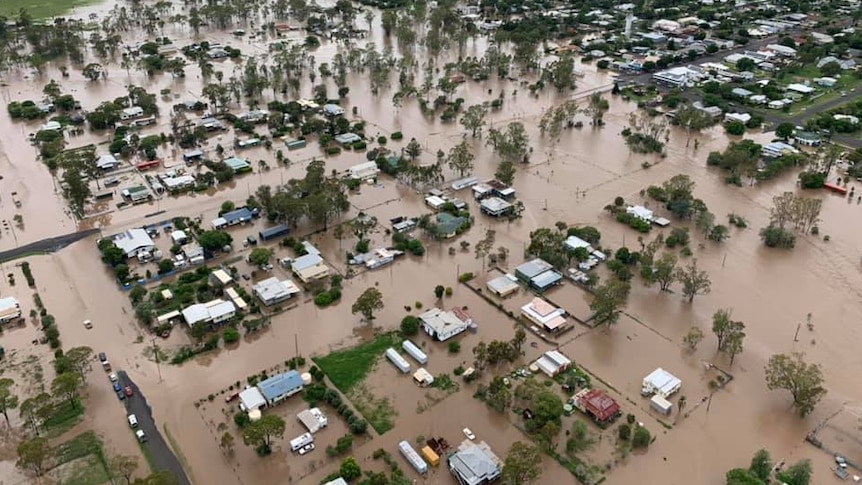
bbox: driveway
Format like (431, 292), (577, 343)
(118, 371), (192, 485)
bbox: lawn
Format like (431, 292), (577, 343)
(313, 332), (400, 393)
(348, 383), (397, 435)
(0, 0), (101, 19)
(49, 431), (110, 485)
(43, 399), (85, 438)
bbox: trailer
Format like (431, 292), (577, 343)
(386, 348), (411, 374)
(398, 440), (428, 474)
(650, 394), (673, 415)
(402, 340), (428, 364)
(289, 433), (314, 452)
(420, 446), (440, 467)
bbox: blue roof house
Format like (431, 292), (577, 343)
(257, 370), (304, 406)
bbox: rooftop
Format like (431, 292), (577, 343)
(113, 228), (155, 256)
(516, 258), (554, 279)
(258, 371), (304, 402)
(419, 307), (472, 334)
(449, 440), (502, 485)
(253, 277), (301, 302)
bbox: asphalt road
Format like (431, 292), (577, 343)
(0, 228), (99, 263)
(118, 371), (192, 485)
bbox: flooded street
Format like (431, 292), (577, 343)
(1, 1), (861, 484)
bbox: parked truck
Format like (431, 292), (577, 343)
(398, 440), (428, 475)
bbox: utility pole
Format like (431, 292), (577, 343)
(793, 323), (802, 342)
(152, 338), (163, 383)
(294, 333), (299, 358)
(706, 392), (714, 413)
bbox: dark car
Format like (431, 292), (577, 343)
(246, 235), (257, 245)
(117, 390), (126, 400)
(112, 382), (122, 392)
(124, 386), (134, 397)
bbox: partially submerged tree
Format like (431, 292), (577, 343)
(16, 437), (50, 476)
(487, 122), (530, 164)
(460, 105), (488, 137)
(242, 414), (286, 455)
(447, 139), (475, 177)
(352, 287), (384, 323)
(764, 353), (826, 417)
(590, 279), (631, 327)
(501, 441), (543, 485)
(676, 259), (712, 302)
(0, 378), (19, 424)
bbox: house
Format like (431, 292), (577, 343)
(563, 235), (594, 253)
(223, 157), (251, 173)
(419, 307), (473, 341)
(210, 269), (233, 287)
(480, 197), (512, 217)
(693, 102), (723, 119)
(731, 87), (754, 99)
(213, 207), (256, 229)
(794, 131), (821, 147)
(181, 299), (236, 328)
(639, 32), (666, 44)
(323, 479), (348, 485)
(768, 99), (789, 109)
(39, 121), (62, 132)
(521, 298), (567, 333)
(238, 109), (268, 123)
(334, 133), (361, 145)
(348, 161), (380, 180)
(652, 19), (680, 32)
(486, 274), (520, 298)
(112, 228), (155, 258)
(0, 297), (22, 324)
(253, 277), (301, 306)
(815, 77), (837, 87)
(626, 205), (654, 221)
(515, 258), (554, 282)
(183, 149), (203, 163)
(576, 389), (620, 423)
(448, 440), (502, 485)
(162, 175), (195, 192)
(392, 218), (416, 233)
(291, 242), (329, 283)
(122, 185), (150, 203)
(817, 56), (856, 70)
(236, 138), (262, 149)
(258, 224), (289, 241)
(258, 370), (304, 406)
(451, 177), (478, 191)
(762, 141), (798, 158)
(786, 83), (815, 95)
(471, 183), (493, 200)
(724, 112), (751, 124)
(534, 350), (572, 377)
(642, 368), (682, 398)
(96, 154), (120, 170)
(239, 387), (267, 412)
(766, 44), (797, 57)
(323, 104), (345, 117)
(120, 106), (144, 120)
(811, 32), (834, 44)
(834, 114), (860, 125)
(363, 248), (397, 269)
(652, 66), (700, 88)
(425, 195), (447, 210)
(749, 94), (768, 105)
(168, 230), (187, 246)
(487, 180), (516, 199)
(297, 408), (328, 433)
(198, 116), (224, 131)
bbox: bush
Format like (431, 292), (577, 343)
(407, 239), (425, 256)
(448, 341), (461, 353)
(759, 225), (796, 248)
(458, 272), (475, 283)
(632, 426), (651, 448)
(725, 121), (745, 135)
(234, 412), (250, 428)
(315, 292), (334, 307)
(377, 136), (387, 145)
(223, 327), (240, 343)
(391, 131), (403, 140)
(326, 146), (342, 156)
(618, 423), (631, 441)
(401, 316), (420, 336)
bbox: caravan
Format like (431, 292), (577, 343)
(290, 432), (314, 452)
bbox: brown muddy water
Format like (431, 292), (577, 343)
(0, 2), (861, 485)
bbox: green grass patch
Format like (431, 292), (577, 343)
(139, 441), (157, 472)
(53, 431), (103, 466)
(163, 424), (190, 472)
(313, 332), (400, 393)
(59, 454), (111, 485)
(0, 0), (99, 19)
(43, 400), (85, 438)
(348, 383), (397, 435)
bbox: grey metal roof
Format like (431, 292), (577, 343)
(531, 270), (562, 289)
(515, 258), (553, 279)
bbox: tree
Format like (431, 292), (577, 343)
(487, 122), (530, 164)
(712, 309), (735, 351)
(749, 449), (772, 482)
(501, 441), (543, 485)
(590, 279), (631, 327)
(778, 459), (812, 485)
(495, 160), (516, 186)
(198, 231), (232, 251)
(724, 320), (746, 365)
(566, 421), (595, 454)
(676, 259), (711, 302)
(62, 168), (91, 218)
(726, 121), (746, 136)
(52, 373), (82, 408)
(447, 139), (475, 177)
(132, 471), (179, 485)
(135, 302), (155, 326)
(220, 432), (235, 455)
(434, 285), (445, 299)
(400, 315), (419, 336)
(248, 248), (273, 266)
(736, 57), (756, 72)
(584, 92), (610, 125)
(726, 468), (766, 485)
(682, 327), (704, 351)
(632, 426), (651, 448)
(652, 252), (679, 291)
(242, 414), (286, 455)
(765, 353), (826, 416)
(675, 103), (715, 144)
(110, 454), (140, 484)
(486, 376), (512, 413)
(460, 105), (488, 137)
(64, 346), (94, 384)
(0, 378), (19, 424)
(352, 288), (384, 322)
(339, 457), (362, 481)
(17, 437), (50, 476)
(776, 122), (794, 140)
(404, 138), (423, 160)
(83, 63), (103, 81)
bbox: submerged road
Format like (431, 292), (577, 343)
(0, 228), (100, 263)
(119, 371), (192, 485)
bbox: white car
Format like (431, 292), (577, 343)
(463, 428), (475, 440)
(298, 443), (315, 455)
(128, 414), (138, 428)
(109, 373), (118, 383)
(135, 429), (147, 442)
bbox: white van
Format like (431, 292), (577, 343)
(289, 433), (314, 452)
(128, 414), (138, 428)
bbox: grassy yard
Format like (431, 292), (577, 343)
(313, 332), (400, 393)
(0, 0), (101, 19)
(348, 383), (397, 435)
(49, 431), (110, 485)
(43, 400), (85, 438)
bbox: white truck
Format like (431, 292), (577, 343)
(289, 433), (314, 452)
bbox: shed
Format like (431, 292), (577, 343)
(348, 161), (380, 180)
(451, 177), (478, 190)
(402, 340), (428, 364)
(650, 394), (673, 415)
(534, 350), (572, 377)
(223, 157), (251, 173)
(334, 133), (361, 145)
(480, 197), (512, 217)
(286, 139), (307, 150)
(425, 195), (447, 210)
(642, 368), (682, 398)
(297, 408), (328, 433)
(386, 348), (411, 373)
(170, 230), (188, 245)
(210, 269), (233, 286)
(515, 259), (554, 282)
(413, 368), (435, 387)
(259, 224), (289, 241)
(486, 274), (520, 298)
(239, 387), (266, 411)
(323, 104), (345, 116)
(96, 154), (120, 170)
(531, 270), (563, 291)
(183, 149), (204, 162)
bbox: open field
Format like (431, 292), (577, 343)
(0, 0), (98, 19)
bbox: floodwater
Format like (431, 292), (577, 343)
(0, 1), (861, 484)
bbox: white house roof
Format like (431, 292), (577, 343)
(0, 296), (20, 314)
(521, 298), (566, 330)
(626, 205), (654, 221)
(564, 235), (594, 252)
(96, 154), (120, 169)
(113, 228), (155, 256)
(534, 350), (572, 376)
(253, 277), (300, 302)
(419, 307), (472, 335)
(239, 387), (266, 411)
(171, 230), (188, 243)
(644, 368), (681, 396)
(786, 83), (815, 94)
(182, 299), (236, 326)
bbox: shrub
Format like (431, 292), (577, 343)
(400, 316), (420, 336)
(315, 292), (334, 307)
(759, 225), (796, 248)
(458, 272), (475, 283)
(618, 423), (631, 441)
(326, 146), (342, 156)
(234, 412), (250, 428)
(725, 121), (745, 135)
(391, 132), (403, 140)
(448, 341), (461, 353)
(445, 287), (453, 296)
(377, 136), (387, 145)
(632, 426), (651, 448)
(223, 327), (240, 343)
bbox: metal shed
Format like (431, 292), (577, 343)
(386, 348), (411, 373)
(401, 340), (428, 364)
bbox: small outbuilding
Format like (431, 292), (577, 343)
(239, 387), (267, 412)
(259, 224), (289, 241)
(386, 348), (411, 373)
(486, 274), (520, 298)
(413, 368), (435, 387)
(534, 350), (572, 377)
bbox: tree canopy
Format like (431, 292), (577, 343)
(765, 353), (826, 416)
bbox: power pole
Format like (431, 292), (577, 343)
(793, 323), (801, 342)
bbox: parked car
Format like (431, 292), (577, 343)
(116, 390), (126, 400)
(124, 386), (134, 397)
(128, 414), (138, 428)
(135, 429), (147, 442)
(246, 235), (257, 245)
(463, 428), (475, 440)
(112, 382), (122, 392)
(83, 320), (93, 329)
(109, 373), (118, 383)
(298, 443), (315, 455)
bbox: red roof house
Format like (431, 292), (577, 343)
(578, 389), (620, 422)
